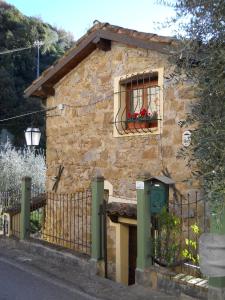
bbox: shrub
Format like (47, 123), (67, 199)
(0, 142), (46, 193)
(153, 207), (181, 266)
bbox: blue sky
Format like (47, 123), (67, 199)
(6, 0), (176, 39)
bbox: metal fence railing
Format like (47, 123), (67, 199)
(152, 192), (209, 278)
(0, 190), (22, 237)
(0, 189), (43, 237)
(30, 191), (92, 255)
(0, 189), (92, 256)
(0, 190), (21, 209)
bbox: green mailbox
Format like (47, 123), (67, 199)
(149, 176), (175, 214)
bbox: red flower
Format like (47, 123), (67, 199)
(140, 108), (147, 117)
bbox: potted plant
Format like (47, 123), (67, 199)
(126, 108), (158, 130)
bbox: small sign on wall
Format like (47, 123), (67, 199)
(136, 181), (144, 190)
(182, 130), (192, 147)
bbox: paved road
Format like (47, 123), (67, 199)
(0, 258), (96, 300)
(0, 238), (179, 300)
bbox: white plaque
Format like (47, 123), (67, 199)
(182, 130), (191, 147)
(136, 181), (144, 190)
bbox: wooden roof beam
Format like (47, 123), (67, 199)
(41, 85), (55, 97)
(24, 29), (173, 99)
(93, 37), (111, 51)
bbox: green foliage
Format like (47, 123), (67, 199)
(0, 142), (46, 192)
(30, 210), (42, 234)
(153, 207), (181, 265)
(0, 1), (74, 146)
(165, 0), (225, 215)
(182, 223), (200, 265)
(0, 215), (3, 231)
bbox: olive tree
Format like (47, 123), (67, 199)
(161, 0), (225, 215)
(0, 142), (46, 193)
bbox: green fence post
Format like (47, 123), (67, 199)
(208, 207), (225, 300)
(20, 177), (31, 240)
(136, 173), (152, 274)
(91, 175), (104, 261)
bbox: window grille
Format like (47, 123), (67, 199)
(114, 72), (162, 135)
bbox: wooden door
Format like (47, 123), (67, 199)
(128, 225), (137, 285)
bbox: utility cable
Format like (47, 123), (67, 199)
(0, 107), (57, 123)
(0, 46), (32, 55)
(0, 34), (73, 56)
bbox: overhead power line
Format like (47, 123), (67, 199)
(0, 34), (72, 56)
(0, 107), (57, 123)
(0, 46), (32, 55)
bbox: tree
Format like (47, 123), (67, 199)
(0, 142), (46, 193)
(164, 0), (225, 214)
(0, 1), (74, 147)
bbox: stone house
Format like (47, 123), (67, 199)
(25, 22), (198, 285)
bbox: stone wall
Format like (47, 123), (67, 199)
(136, 266), (208, 299)
(46, 41), (198, 196)
(45, 41), (199, 281)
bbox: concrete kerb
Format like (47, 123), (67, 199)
(0, 237), (96, 276)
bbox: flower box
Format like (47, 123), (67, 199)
(126, 108), (158, 130)
(149, 120), (158, 128)
(127, 121), (150, 129)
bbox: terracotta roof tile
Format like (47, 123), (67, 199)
(52, 22), (174, 68)
(107, 202), (137, 220)
(25, 22), (175, 98)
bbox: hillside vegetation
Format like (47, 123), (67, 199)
(0, 0), (74, 146)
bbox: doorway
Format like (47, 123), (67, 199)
(128, 225), (137, 285)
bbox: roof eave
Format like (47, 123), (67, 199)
(24, 29), (173, 99)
